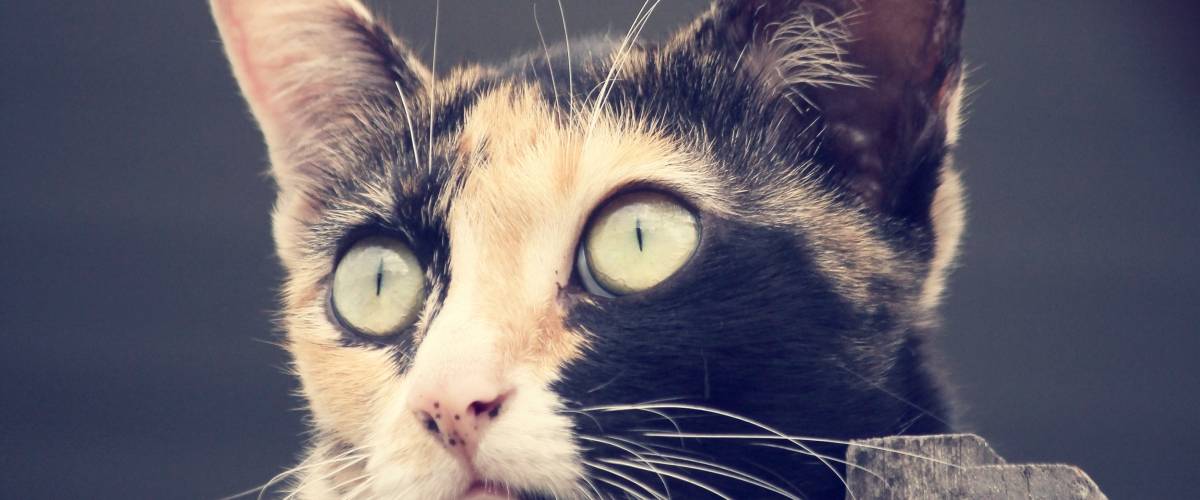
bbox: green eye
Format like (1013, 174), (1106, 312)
(577, 191), (700, 296)
(332, 237), (426, 336)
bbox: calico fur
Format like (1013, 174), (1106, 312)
(212, 0), (967, 498)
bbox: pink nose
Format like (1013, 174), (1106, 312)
(408, 373), (511, 462)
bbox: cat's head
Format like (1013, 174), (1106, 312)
(212, 0), (965, 498)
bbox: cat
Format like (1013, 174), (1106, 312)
(211, 0), (966, 498)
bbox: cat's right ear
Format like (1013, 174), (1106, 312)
(210, 0), (429, 192)
(674, 0), (964, 225)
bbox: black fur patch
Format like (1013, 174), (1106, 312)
(556, 216), (949, 497)
(513, 2), (958, 497)
(277, 0), (962, 497)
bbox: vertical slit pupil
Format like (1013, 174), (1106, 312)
(635, 218), (644, 252)
(375, 258), (384, 296)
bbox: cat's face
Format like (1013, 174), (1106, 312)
(213, 0), (965, 498)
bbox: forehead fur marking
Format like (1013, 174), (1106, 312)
(441, 84), (729, 375)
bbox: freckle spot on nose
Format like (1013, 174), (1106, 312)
(433, 402), (440, 409)
(435, 413), (441, 419)
(454, 414), (461, 420)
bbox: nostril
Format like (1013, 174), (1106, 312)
(468, 392), (507, 420)
(418, 411), (439, 435)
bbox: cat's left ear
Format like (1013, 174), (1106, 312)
(210, 0), (430, 192)
(682, 0), (965, 226)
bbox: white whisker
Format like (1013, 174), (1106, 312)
(573, 484), (596, 500)
(562, 408), (606, 434)
(556, 0), (573, 107)
(579, 435), (672, 497)
(584, 0), (661, 140)
(219, 447), (368, 500)
(578, 403), (684, 447)
(731, 43), (749, 74)
(631, 456), (799, 499)
(600, 458), (732, 500)
(532, 4), (560, 108)
(604, 439), (803, 500)
(605, 434), (799, 497)
(342, 474), (376, 500)
(584, 460), (667, 500)
(394, 81), (422, 168)
(427, 0), (440, 175)
(643, 432), (962, 469)
(752, 442), (885, 482)
(312, 470), (372, 500)
(577, 469), (606, 500)
(590, 473), (651, 500)
(835, 363), (950, 427)
(587, 403), (852, 498)
(281, 450), (369, 500)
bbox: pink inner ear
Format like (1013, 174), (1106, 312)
(213, 1), (270, 130)
(212, 0), (429, 157)
(210, 0), (434, 220)
(211, 0), (298, 146)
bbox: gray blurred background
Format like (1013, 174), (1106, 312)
(1, 1), (1197, 498)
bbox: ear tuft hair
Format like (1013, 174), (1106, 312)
(764, 6), (872, 93)
(690, 0), (966, 227)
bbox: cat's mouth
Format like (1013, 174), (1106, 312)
(462, 480), (515, 500)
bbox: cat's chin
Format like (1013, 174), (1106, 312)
(461, 481), (516, 500)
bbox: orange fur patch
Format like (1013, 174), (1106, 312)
(422, 84), (726, 381)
